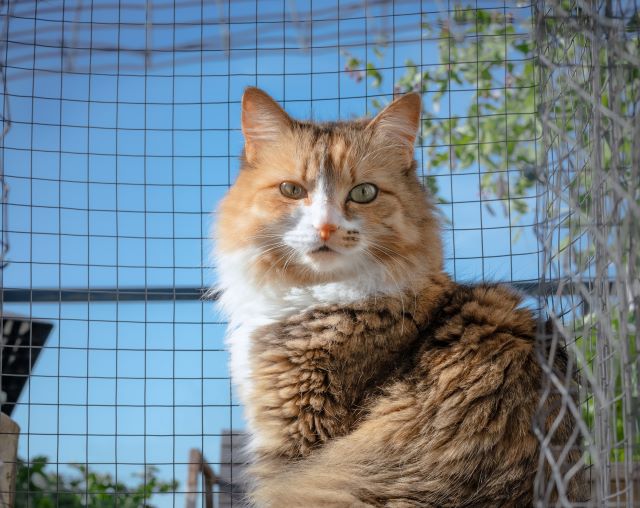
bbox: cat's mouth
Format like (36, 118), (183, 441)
(310, 245), (335, 254)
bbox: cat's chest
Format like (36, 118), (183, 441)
(220, 279), (375, 401)
(215, 248), (402, 409)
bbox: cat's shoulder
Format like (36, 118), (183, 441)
(409, 282), (542, 413)
(422, 282), (537, 351)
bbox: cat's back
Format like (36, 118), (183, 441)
(368, 283), (558, 505)
(415, 282), (538, 380)
(407, 283), (542, 448)
(422, 282), (537, 348)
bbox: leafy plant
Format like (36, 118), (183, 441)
(14, 456), (177, 508)
(344, 5), (539, 216)
(575, 312), (639, 463)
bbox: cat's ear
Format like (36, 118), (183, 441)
(241, 87), (293, 164)
(366, 93), (422, 163)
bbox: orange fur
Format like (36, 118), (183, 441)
(216, 87), (441, 288)
(213, 88), (584, 507)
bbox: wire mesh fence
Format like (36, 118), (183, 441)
(0, 0), (636, 506)
(535, 0), (639, 506)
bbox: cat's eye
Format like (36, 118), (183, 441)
(348, 183), (378, 204)
(279, 181), (307, 200)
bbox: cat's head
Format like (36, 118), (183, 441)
(215, 87), (442, 289)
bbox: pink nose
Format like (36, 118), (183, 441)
(318, 223), (337, 241)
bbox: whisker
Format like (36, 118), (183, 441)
(367, 241), (413, 265)
(252, 248), (295, 289)
(367, 242), (419, 317)
(362, 248), (407, 332)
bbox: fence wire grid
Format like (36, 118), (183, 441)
(0, 0), (637, 507)
(535, 0), (640, 506)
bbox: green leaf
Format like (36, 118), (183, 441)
(366, 63), (382, 88)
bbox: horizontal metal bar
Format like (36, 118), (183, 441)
(2, 281), (610, 304)
(0, 280), (614, 303)
(1, 287), (217, 303)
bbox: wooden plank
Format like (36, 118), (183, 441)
(0, 413), (20, 508)
(606, 463), (640, 505)
(185, 449), (218, 508)
(185, 449), (199, 508)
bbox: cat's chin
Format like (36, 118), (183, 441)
(303, 248), (352, 274)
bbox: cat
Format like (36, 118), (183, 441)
(213, 87), (584, 507)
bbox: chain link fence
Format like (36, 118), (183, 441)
(535, 0), (639, 506)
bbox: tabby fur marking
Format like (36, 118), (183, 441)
(214, 87), (583, 507)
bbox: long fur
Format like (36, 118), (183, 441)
(214, 88), (584, 507)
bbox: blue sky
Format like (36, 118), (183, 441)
(1, 0), (537, 504)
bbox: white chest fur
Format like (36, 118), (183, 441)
(214, 248), (407, 457)
(215, 249), (393, 405)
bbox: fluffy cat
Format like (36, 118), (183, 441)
(214, 87), (583, 507)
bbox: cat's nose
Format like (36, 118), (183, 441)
(318, 223), (337, 241)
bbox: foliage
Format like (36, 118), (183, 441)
(540, 4), (639, 466)
(575, 311), (640, 463)
(14, 456), (177, 508)
(344, 5), (539, 215)
(344, 3), (638, 219)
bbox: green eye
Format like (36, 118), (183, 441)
(349, 183), (378, 204)
(279, 181), (307, 199)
